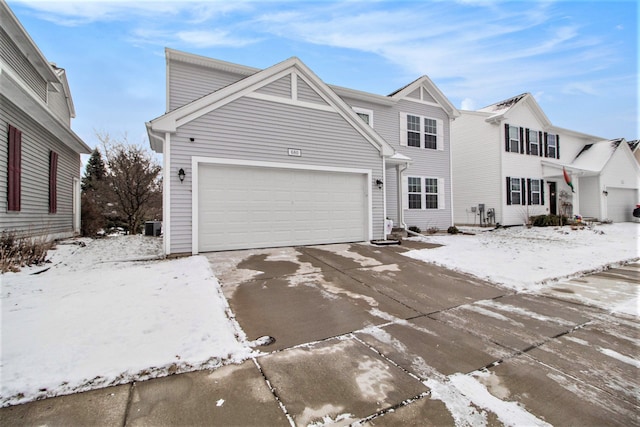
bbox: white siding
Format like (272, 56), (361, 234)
(578, 176), (600, 218)
(451, 111), (503, 225)
(169, 94), (384, 254)
(1, 95), (80, 237)
(47, 83), (71, 125)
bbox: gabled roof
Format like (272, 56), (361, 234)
(480, 92), (551, 127)
(0, 1), (60, 83)
(147, 55), (395, 157)
(388, 75), (460, 118)
(571, 139), (624, 172)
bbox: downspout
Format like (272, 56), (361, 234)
(382, 156), (387, 238)
(399, 162), (409, 231)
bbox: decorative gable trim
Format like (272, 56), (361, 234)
(389, 75), (460, 119)
(148, 57), (395, 157)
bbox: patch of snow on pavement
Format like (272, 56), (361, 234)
(598, 348), (640, 368)
(449, 371), (552, 427)
(0, 236), (253, 407)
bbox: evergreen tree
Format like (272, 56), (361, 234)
(81, 148), (106, 192)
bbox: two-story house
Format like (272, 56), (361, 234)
(1, 0), (90, 239)
(146, 49), (458, 255)
(451, 93), (639, 226)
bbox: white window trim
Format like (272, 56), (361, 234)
(352, 106), (374, 127)
(528, 130), (539, 156)
(510, 178), (522, 205)
(547, 134), (557, 158)
(402, 175), (445, 210)
(508, 125), (520, 153)
(399, 112), (444, 151)
(191, 157), (373, 255)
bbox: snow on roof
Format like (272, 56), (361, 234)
(570, 138), (624, 172)
(477, 93), (528, 115)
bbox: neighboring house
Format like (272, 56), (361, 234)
(146, 48), (459, 255)
(1, 0), (90, 239)
(451, 93), (640, 226)
(630, 140), (640, 165)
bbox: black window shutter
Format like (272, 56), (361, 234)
(538, 131), (543, 156)
(527, 178), (532, 205)
(544, 132), (548, 157)
(540, 179), (545, 205)
(525, 129), (531, 154)
(504, 124), (510, 152)
(521, 178), (526, 205)
(556, 135), (560, 159)
(519, 127), (524, 154)
(506, 177), (512, 205)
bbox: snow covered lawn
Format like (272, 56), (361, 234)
(0, 235), (252, 407)
(1, 223), (637, 408)
(404, 222), (639, 311)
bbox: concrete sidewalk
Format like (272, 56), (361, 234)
(1, 245), (638, 426)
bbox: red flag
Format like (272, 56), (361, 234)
(563, 167), (575, 193)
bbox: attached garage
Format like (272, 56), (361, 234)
(195, 160), (370, 252)
(606, 188), (637, 222)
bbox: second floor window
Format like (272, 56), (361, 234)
(507, 125), (521, 153)
(546, 133), (559, 159)
(401, 113), (443, 150)
(528, 130), (539, 156)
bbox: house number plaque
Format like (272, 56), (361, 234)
(288, 148), (302, 157)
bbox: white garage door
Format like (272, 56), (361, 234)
(607, 188), (637, 222)
(197, 163), (368, 252)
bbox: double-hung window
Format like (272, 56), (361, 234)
(423, 118), (437, 149)
(546, 133), (559, 158)
(406, 176), (443, 210)
(425, 178), (438, 209)
(408, 177), (422, 209)
(507, 125), (520, 153)
(507, 177), (523, 205)
(528, 130), (539, 156)
(401, 113), (443, 150)
(407, 115), (421, 147)
(527, 178), (544, 205)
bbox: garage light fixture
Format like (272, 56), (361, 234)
(375, 179), (384, 189)
(178, 168), (186, 182)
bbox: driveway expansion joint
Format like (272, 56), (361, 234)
(251, 358), (295, 427)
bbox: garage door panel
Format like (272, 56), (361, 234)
(198, 164), (368, 252)
(607, 188), (637, 222)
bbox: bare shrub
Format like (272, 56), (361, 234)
(0, 231), (55, 273)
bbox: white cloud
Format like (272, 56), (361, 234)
(460, 98), (476, 110)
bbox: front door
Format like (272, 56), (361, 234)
(549, 182), (557, 215)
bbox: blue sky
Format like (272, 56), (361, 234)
(8, 0), (638, 155)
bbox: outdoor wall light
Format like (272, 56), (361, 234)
(602, 190), (608, 196)
(376, 179), (384, 189)
(178, 168), (186, 182)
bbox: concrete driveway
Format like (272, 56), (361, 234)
(2, 244), (637, 426)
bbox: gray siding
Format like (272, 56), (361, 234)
(297, 78), (328, 105)
(1, 96), (80, 237)
(169, 95), (384, 254)
(168, 60), (248, 111)
(47, 83), (71, 125)
(0, 26), (47, 102)
(256, 75), (291, 98)
(341, 94), (454, 230)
